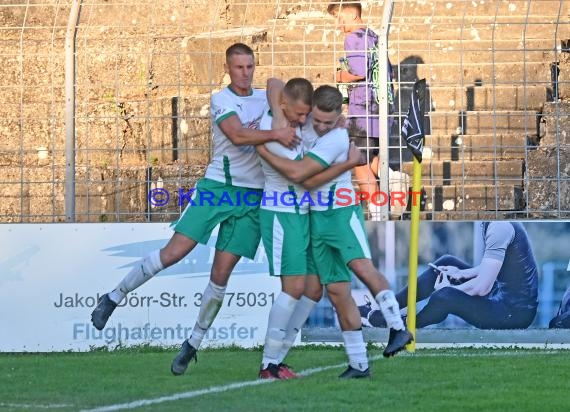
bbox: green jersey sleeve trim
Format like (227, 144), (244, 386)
(306, 152), (329, 168)
(223, 155), (233, 186)
(216, 111), (237, 124)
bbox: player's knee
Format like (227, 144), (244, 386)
(349, 258), (373, 275)
(349, 259), (384, 291)
(304, 286), (323, 302)
(325, 283), (350, 306)
(160, 235), (196, 267)
(283, 279), (306, 299)
(210, 268), (231, 286)
(303, 275), (323, 301)
(159, 247), (185, 267)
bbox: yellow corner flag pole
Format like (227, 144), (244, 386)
(402, 79), (426, 353)
(406, 158), (422, 352)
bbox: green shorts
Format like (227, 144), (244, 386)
(259, 209), (315, 276)
(310, 205), (371, 285)
(173, 178), (262, 259)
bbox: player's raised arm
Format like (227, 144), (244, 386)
(266, 78), (289, 129)
(218, 114), (300, 148)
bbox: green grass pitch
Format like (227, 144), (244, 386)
(1, 345), (569, 411)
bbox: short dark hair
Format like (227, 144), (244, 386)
(313, 85), (343, 113)
(283, 78), (314, 106)
(327, 1), (362, 16)
(225, 43), (254, 63)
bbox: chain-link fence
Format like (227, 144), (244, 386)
(1, 0), (569, 222)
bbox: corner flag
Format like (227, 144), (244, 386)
(401, 79), (427, 163)
(401, 78), (427, 352)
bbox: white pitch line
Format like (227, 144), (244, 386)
(0, 403), (74, 410)
(81, 354), (384, 412)
(398, 349), (567, 357)
(80, 349), (568, 412)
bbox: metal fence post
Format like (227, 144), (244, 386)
(65, 0), (82, 222)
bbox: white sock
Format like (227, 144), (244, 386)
(262, 292), (298, 369)
(188, 281), (226, 349)
(376, 290), (405, 330)
(342, 330), (368, 371)
(109, 250), (164, 304)
(277, 295), (317, 364)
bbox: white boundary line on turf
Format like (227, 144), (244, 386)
(399, 350), (567, 357)
(80, 350), (568, 412)
(80, 354), (384, 412)
(0, 403), (74, 409)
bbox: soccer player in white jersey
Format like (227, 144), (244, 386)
(257, 78), (362, 379)
(257, 85), (413, 378)
(90, 43), (300, 375)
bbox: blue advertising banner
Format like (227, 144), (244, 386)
(306, 221), (570, 344)
(0, 224), (279, 352)
(2, 221), (569, 351)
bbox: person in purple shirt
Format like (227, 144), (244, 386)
(328, 1), (382, 220)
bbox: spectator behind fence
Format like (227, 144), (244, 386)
(327, 1), (388, 221)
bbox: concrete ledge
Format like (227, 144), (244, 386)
(302, 327), (570, 345)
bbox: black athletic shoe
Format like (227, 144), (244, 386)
(338, 366), (371, 379)
(383, 328), (414, 357)
(368, 310), (388, 328)
(259, 363), (289, 380)
(277, 363), (299, 379)
(91, 294), (117, 331)
(358, 296), (373, 318)
(171, 340), (198, 376)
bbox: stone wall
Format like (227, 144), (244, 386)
(0, 0), (282, 222)
(2, 0), (570, 221)
(525, 50), (570, 217)
(526, 146), (570, 217)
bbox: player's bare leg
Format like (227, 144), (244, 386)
(260, 275), (306, 379)
(91, 233), (197, 331)
(171, 249), (241, 375)
(348, 258), (413, 357)
(354, 163), (381, 221)
(327, 281), (370, 379)
(267, 274), (322, 378)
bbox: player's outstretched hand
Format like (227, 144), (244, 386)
(273, 127), (301, 149)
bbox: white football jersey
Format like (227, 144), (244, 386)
(302, 123), (356, 211)
(259, 108), (308, 213)
(204, 87), (266, 189)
